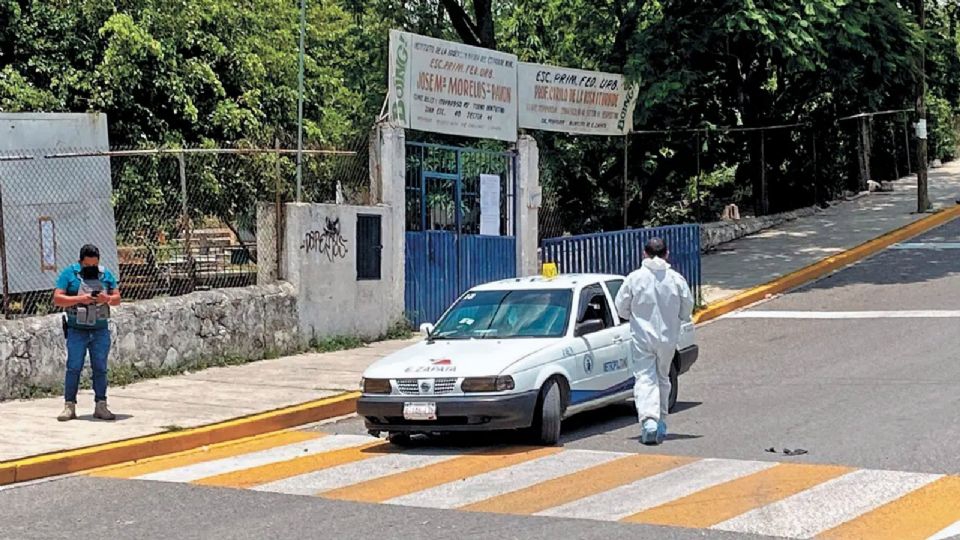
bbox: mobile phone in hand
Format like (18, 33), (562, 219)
(91, 290), (100, 297)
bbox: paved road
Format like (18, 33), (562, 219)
(4, 218), (960, 540)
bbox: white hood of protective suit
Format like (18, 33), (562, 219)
(614, 257), (694, 351)
(642, 257), (670, 272)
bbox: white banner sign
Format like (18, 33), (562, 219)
(389, 30), (518, 142)
(479, 174), (501, 236)
(517, 62), (638, 135)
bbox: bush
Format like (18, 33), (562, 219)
(927, 93), (959, 163)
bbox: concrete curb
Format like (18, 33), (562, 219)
(694, 205), (960, 324)
(0, 391), (360, 486)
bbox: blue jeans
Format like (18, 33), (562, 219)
(64, 327), (111, 403)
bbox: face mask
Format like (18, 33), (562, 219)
(80, 265), (100, 280)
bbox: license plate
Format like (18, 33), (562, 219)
(403, 402), (437, 421)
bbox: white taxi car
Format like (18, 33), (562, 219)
(357, 273), (698, 445)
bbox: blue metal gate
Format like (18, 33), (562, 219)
(540, 224), (702, 303)
(404, 142), (518, 326)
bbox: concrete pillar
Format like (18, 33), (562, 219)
(375, 122), (407, 208)
(282, 203), (400, 342)
(516, 135), (542, 277)
(378, 122), (406, 328)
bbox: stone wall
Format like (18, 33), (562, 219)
(701, 206), (820, 251)
(0, 283), (298, 400)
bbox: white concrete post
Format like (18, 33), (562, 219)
(516, 135), (541, 277)
(375, 122), (406, 324)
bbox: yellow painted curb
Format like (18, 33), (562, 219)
(694, 205), (960, 324)
(0, 391), (360, 486)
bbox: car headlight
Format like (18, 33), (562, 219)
(461, 376), (515, 393)
(361, 378), (391, 394)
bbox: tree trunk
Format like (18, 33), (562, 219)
(440, 0), (495, 49)
(473, 0), (496, 49)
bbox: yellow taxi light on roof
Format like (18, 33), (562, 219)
(541, 262), (558, 279)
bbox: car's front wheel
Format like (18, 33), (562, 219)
(387, 432), (413, 446)
(531, 379), (563, 446)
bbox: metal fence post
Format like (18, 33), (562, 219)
(695, 130), (702, 222)
(178, 152), (196, 292)
(812, 130), (819, 206)
(0, 178), (9, 318)
(759, 130), (768, 215)
(274, 138), (284, 281)
(903, 118), (912, 174)
(622, 133), (629, 228)
(889, 121), (899, 180)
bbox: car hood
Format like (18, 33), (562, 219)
(362, 338), (557, 379)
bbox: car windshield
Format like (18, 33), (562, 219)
(432, 289), (573, 339)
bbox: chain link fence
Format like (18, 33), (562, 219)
(536, 110), (947, 239)
(0, 140), (368, 318)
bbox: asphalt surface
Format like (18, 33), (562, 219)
(3, 217), (959, 539)
(324, 218), (960, 474)
(0, 476), (756, 540)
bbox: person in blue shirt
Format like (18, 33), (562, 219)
(53, 244), (121, 421)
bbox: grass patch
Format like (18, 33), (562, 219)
(310, 335), (365, 352)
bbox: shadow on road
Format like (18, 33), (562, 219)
(790, 217), (960, 292)
(357, 399), (705, 452)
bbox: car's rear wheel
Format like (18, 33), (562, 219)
(668, 361), (679, 413)
(532, 379), (563, 446)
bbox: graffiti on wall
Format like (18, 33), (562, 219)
(300, 217), (348, 262)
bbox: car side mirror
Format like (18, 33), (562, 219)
(419, 323), (435, 337)
(574, 319), (605, 337)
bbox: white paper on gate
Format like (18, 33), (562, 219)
(388, 30), (518, 142)
(480, 174), (501, 236)
(517, 62), (638, 135)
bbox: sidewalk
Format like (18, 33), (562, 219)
(0, 338), (416, 462)
(702, 161), (960, 303)
(2, 163), (959, 466)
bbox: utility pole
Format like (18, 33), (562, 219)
(296, 0), (306, 202)
(916, 0), (930, 212)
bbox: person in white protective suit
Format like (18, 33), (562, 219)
(615, 237), (694, 445)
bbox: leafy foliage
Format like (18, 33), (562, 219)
(2, 0), (959, 234)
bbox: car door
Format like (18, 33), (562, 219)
(568, 284), (625, 408)
(602, 278), (633, 389)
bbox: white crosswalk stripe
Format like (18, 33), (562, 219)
(929, 520), (960, 540)
(135, 434), (373, 483)
(713, 468), (942, 538)
(536, 458), (775, 521)
(98, 431), (960, 538)
(252, 448), (463, 496)
(386, 449), (626, 509)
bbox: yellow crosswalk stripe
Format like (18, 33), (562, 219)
(321, 446), (562, 503)
(621, 462), (852, 527)
(816, 476), (960, 540)
(461, 453), (694, 515)
(90, 430), (323, 479)
(86, 424), (960, 539)
(192, 440), (388, 489)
